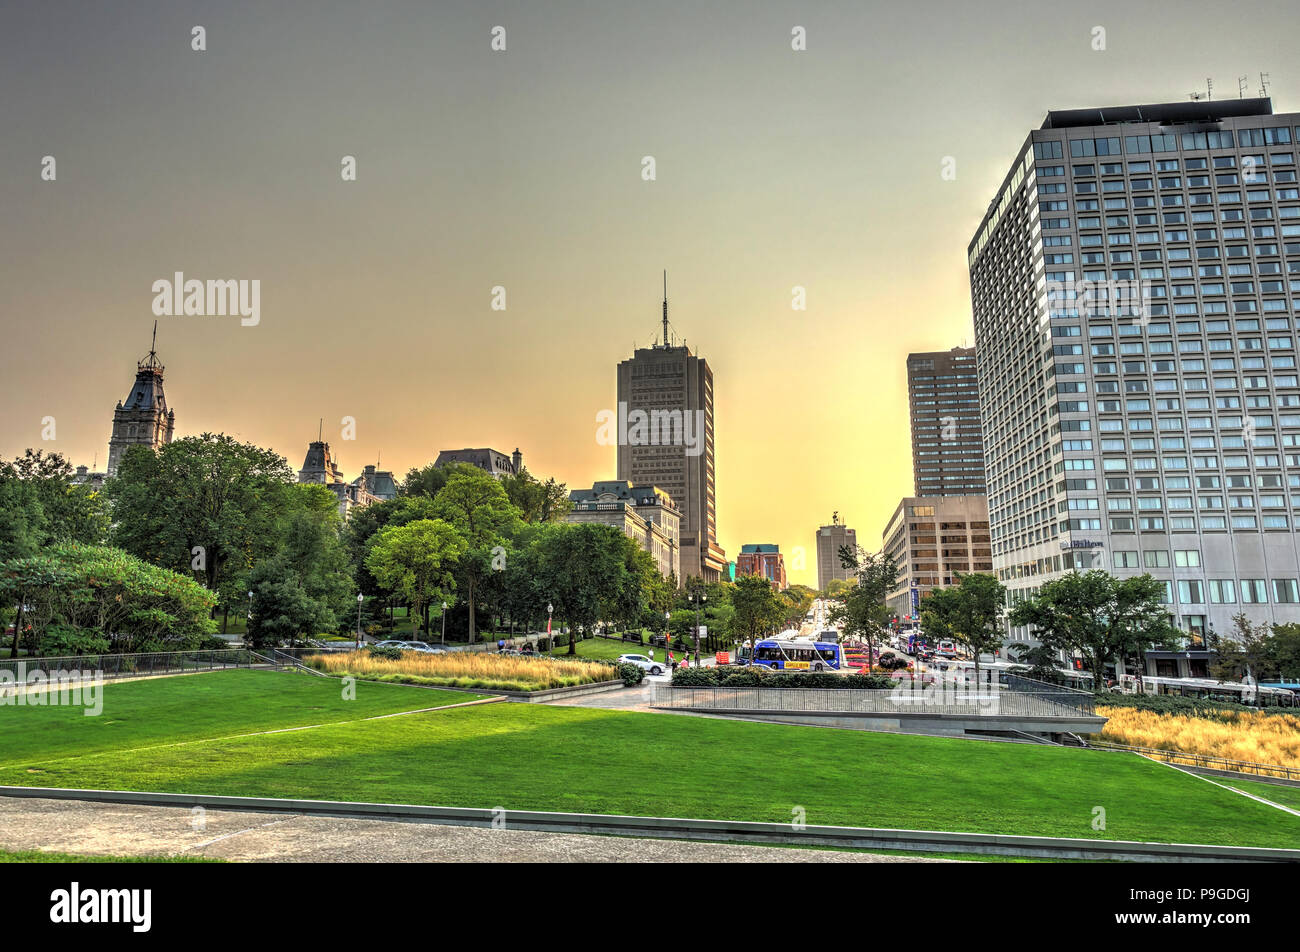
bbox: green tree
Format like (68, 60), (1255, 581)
(533, 523), (635, 655)
(827, 547), (898, 673)
(106, 434), (292, 615)
(920, 572), (1006, 684)
(365, 519), (466, 639)
(1208, 613), (1275, 683)
(732, 574), (782, 656)
(0, 450), (109, 655)
(0, 544), (216, 653)
(431, 468), (521, 641)
(501, 468), (571, 523)
(1008, 570), (1179, 687)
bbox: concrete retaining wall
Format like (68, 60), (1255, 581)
(0, 786), (1291, 862)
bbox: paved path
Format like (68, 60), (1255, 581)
(0, 797), (953, 863)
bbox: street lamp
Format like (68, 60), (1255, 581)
(355, 593), (364, 649)
(692, 591), (707, 663)
(441, 601), (449, 647)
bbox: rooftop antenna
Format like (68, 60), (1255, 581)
(661, 270), (669, 347)
(1260, 72), (1271, 99)
(141, 320), (162, 370)
(318, 418), (323, 442)
(1239, 75), (1249, 99)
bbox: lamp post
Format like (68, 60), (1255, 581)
(355, 593), (364, 649)
(441, 601), (448, 647)
(692, 591), (707, 663)
(663, 610), (670, 661)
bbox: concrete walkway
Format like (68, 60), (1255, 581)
(0, 797), (953, 863)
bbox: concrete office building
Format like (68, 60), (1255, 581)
(882, 496), (993, 621)
(816, 513), (858, 589)
(908, 347), (987, 495)
(615, 283), (726, 581)
(969, 98), (1300, 664)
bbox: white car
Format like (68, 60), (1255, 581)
(618, 653), (666, 676)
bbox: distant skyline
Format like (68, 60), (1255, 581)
(2, 0), (1297, 585)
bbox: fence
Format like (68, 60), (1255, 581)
(652, 681), (1094, 719)
(1089, 740), (1300, 781)
(1002, 673), (1096, 716)
(0, 648), (272, 682)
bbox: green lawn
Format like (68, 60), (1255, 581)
(1221, 777), (1300, 812)
(548, 638), (643, 661)
(0, 669), (478, 769)
(1, 674), (1297, 849)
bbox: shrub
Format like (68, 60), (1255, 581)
(366, 644), (403, 660)
(671, 666), (895, 690)
(617, 663), (645, 687)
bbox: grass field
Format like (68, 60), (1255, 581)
(547, 638), (644, 661)
(0, 671), (1297, 849)
(1220, 777), (1300, 812)
(0, 670), (479, 769)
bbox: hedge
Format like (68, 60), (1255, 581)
(671, 667), (895, 690)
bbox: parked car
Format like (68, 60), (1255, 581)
(618, 653), (665, 676)
(392, 641), (443, 654)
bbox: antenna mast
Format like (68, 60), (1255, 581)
(661, 270), (669, 346)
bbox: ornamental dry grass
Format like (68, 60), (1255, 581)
(303, 650), (617, 692)
(1097, 705), (1300, 775)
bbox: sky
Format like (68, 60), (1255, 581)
(1, 0), (1297, 585)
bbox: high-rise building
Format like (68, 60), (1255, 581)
(815, 513), (858, 590)
(106, 327), (175, 477)
(882, 496), (993, 621)
(969, 98), (1300, 661)
(908, 347), (986, 495)
(616, 280), (726, 581)
(736, 544), (787, 590)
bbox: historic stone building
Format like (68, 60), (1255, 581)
(105, 331), (176, 477)
(566, 480), (681, 581)
(434, 447), (523, 478)
(297, 440), (396, 520)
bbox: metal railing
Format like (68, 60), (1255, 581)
(1089, 740), (1300, 781)
(652, 682), (1097, 718)
(1003, 673), (1095, 716)
(0, 648), (271, 682)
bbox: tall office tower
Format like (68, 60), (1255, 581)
(908, 347), (987, 495)
(616, 280), (726, 581)
(969, 98), (1300, 665)
(816, 512), (858, 590)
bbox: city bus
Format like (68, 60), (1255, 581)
(743, 638), (844, 672)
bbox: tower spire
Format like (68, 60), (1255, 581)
(662, 270), (669, 346)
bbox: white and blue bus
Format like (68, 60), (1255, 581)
(741, 638), (844, 672)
